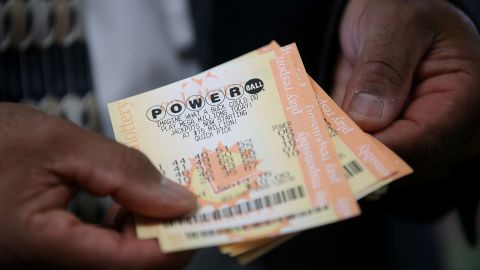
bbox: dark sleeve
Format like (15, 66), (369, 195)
(314, 0), (348, 91)
(190, 0), (344, 85)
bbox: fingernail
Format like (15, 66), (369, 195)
(161, 178), (197, 208)
(347, 91), (384, 120)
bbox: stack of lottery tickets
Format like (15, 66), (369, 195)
(108, 42), (412, 264)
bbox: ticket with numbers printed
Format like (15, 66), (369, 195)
(218, 44), (413, 263)
(108, 44), (361, 252)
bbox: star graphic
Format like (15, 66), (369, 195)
(192, 77), (203, 86)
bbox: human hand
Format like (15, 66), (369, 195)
(0, 103), (197, 269)
(333, 0), (480, 174)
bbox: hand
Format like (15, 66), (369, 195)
(0, 103), (197, 269)
(333, 0), (480, 173)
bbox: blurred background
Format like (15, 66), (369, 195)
(0, 0), (478, 269)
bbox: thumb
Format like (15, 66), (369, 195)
(340, 2), (433, 132)
(50, 120), (197, 218)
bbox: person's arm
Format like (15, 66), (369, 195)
(0, 103), (196, 269)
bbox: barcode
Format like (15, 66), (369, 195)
(165, 185), (305, 227)
(185, 206), (328, 240)
(343, 160), (363, 178)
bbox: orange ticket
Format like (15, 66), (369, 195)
(219, 44), (412, 260)
(310, 78), (411, 196)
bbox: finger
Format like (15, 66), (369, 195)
(374, 71), (479, 168)
(118, 210), (138, 239)
(31, 210), (193, 269)
(104, 203), (131, 233)
(104, 203), (122, 226)
(46, 118), (196, 218)
(340, 1), (434, 132)
(109, 205), (134, 234)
